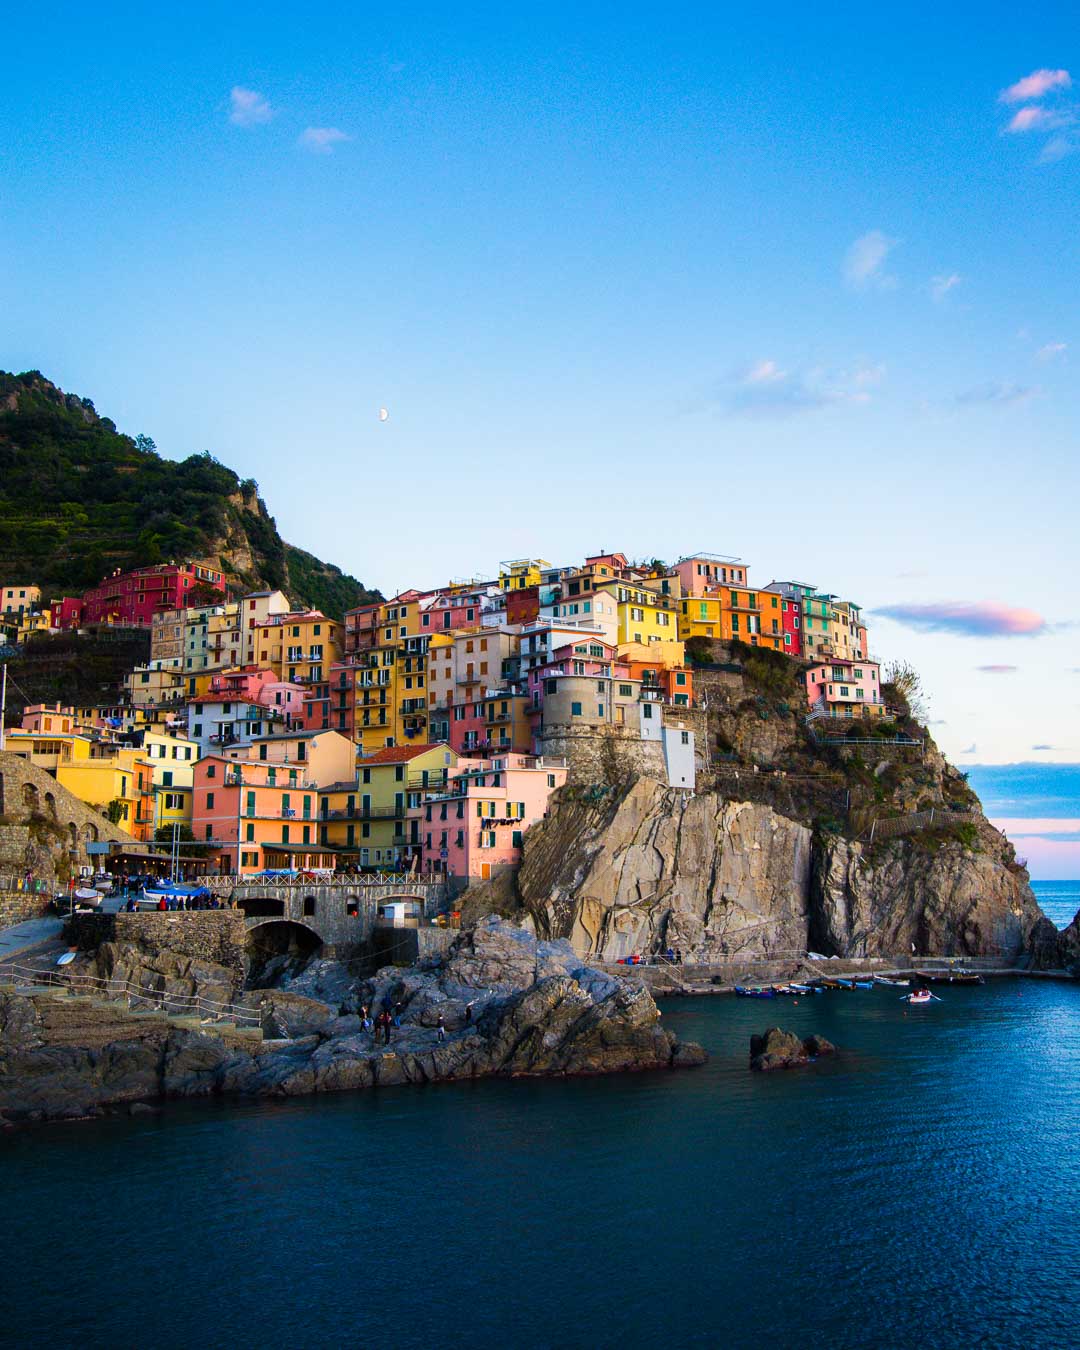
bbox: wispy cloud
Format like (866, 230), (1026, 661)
(999, 69), (1072, 104)
(229, 87), (273, 127)
(843, 230), (899, 290)
(874, 600), (1048, 637)
(960, 743), (977, 755)
(1036, 341), (1067, 362)
(954, 381), (1035, 407)
(299, 127), (351, 154)
(976, 664), (1019, 674)
(930, 273), (962, 302)
(997, 68), (1076, 162)
(1039, 136), (1076, 164)
(725, 360), (879, 419)
(1005, 105), (1071, 134)
(1031, 746), (1056, 753)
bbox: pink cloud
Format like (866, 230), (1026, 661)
(1005, 105), (1068, 134)
(1004, 835), (1080, 882)
(874, 600), (1048, 637)
(977, 664), (1019, 673)
(999, 68), (1072, 104)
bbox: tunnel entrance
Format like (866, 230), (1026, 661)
(245, 920), (323, 988)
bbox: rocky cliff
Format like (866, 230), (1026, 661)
(0, 918), (705, 1121)
(473, 649), (1052, 966)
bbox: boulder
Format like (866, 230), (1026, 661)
(749, 1027), (836, 1071)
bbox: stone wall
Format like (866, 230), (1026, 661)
(64, 911), (248, 988)
(539, 724), (668, 786)
(0, 750), (132, 892)
(0, 891), (51, 925)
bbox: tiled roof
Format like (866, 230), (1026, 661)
(360, 741), (450, 765)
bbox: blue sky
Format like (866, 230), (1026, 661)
(3, 3), (1078, 871)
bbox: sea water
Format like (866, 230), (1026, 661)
(1032, 878), (1080, 930)
(5, 978), (1080, 1349)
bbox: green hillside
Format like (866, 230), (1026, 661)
(0, 370), (381, 619)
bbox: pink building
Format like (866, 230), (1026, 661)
(671, 553), (748, 597)
(805, 659), (883, 718)
(208, 668), (279, 703)
(81, 562), (224, 627)
(419, 753), (567, 882)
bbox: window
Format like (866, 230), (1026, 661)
(619, 684), (633, 697)
(547, 774), (556, 788)
(571, 701), (582, 717)
(206, 791), (215, 809)
(282, 825), (290, 843)
(681, 731), (690, 745)
(598, 704), (604, 717)
(246, 823), (255, 841)
(512, 830), (523, 849)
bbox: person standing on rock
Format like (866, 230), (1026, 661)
(436, 1015), (446, 1043)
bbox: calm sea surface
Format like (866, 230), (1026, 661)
(1032, 878), (1080, 929)
(5, 976), (1080, 1349)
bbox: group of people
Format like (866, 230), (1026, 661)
(358, 999), (449, 1043)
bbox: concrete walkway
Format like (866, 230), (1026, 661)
(0, 916), (64, 961)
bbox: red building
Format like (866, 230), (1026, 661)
(52, 597), (85, 629)
(81, 563), (224, 627)
(505, 585), (540, 626)
(780, 599), (803, 657)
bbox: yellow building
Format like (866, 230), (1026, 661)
(318, 743), (459, 868)
(142, 729), (199, 836)
(352, 633), (430, 755)
(125, 662), (185, 708)
(255, 612), (342, 684)
(499, 559), (549, 591)
(614, 583), (679, 646)
(678, 587), (784, 651)
(16, 607), (54, 642)
(617, 637), (687, 670)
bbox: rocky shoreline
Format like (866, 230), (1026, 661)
(0, 918), (706, 1123)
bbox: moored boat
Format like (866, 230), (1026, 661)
(903, 988), (939, 1004)
(138, 881), (213, 909)
(734, 985), (776, 999)
(874, 975), (909, 987)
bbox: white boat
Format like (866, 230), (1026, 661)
(903, 988), (939, 1004)
(73, 887), (102, 907)
(92, 874), (114, 894)
(874, 975), (909, 987)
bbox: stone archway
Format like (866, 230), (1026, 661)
(44, 791), (57, 819)
(23, 782), (40, 814)
(245, 919), (323, 986)
(236, 894), (286, 919)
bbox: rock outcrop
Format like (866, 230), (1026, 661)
(509, 777), (813, 962)
(811, 822), (1046, 962)
(0, 918), (705, 1121)
(487, 765), (1048, 964)
(749, 1027), (836, 1071)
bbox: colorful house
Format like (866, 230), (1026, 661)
(670, 554), (748, 596)
(318, 743), (460, 869)
(81, 562), (224, 627)
(805, 660), (884, 718)
(192, 756), (333, 875)
(419, 752), (567, 881)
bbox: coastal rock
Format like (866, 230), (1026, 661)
(812, 826), (1046, 962)
(0, 918), (706, 1120)
(749, 1027), (836, 1071)
(508, 778), (813, 962)
(487, 770), (1049, 965)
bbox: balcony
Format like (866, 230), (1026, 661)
(320, 807), (404, 821)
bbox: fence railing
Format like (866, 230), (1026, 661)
(0, 961), (261, 1028)
(864, 808), (979, 842)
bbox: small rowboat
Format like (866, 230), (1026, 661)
(818, 978), (843, 989)
(903, 988), (940, 1004)
(734, 986), (775, 999)
(874, 975), (909, 987)
(787, 984), (824, 994)
(852, 979), (876, 989)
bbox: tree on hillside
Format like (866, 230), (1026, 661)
(134, 434), (157, 455)
(883, 660), (928, 723)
